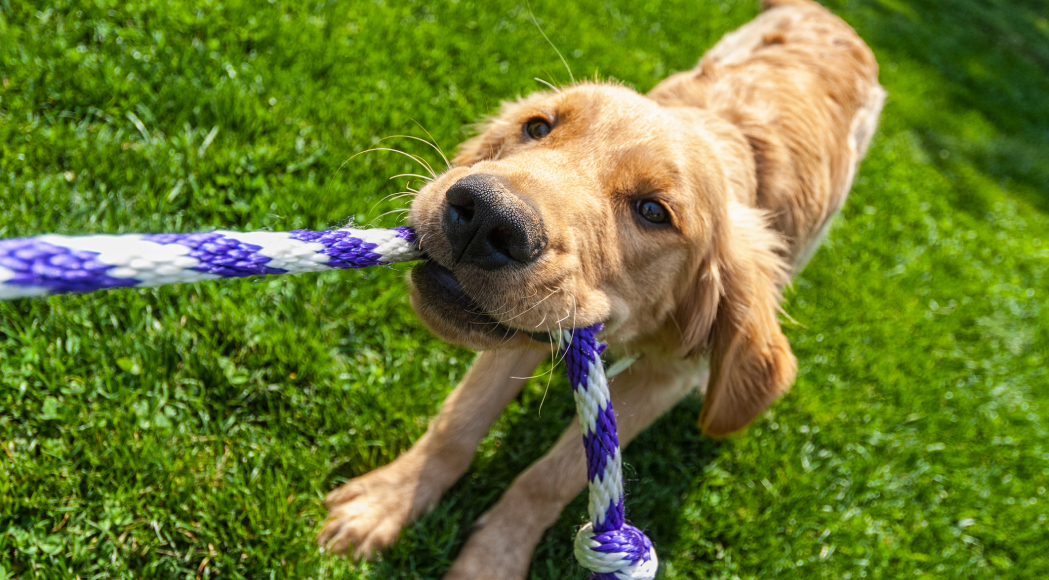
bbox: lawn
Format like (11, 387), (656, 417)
(1, 0), (1047, 578)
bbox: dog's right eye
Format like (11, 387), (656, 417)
(636, 199), (670, 224)
(524, 118), (552, 140)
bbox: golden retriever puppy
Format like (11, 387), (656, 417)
(318, 0), (885, 577)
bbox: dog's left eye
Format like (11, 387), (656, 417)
(524, 118), (552, 140)
(636, 199), (669, 224)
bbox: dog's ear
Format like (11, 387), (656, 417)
(452, 121), (502, 166)
(676, 202), (797, 437)
(452, 100), (523, 166)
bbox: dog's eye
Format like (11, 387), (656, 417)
(637, 199), (669, 224)
(524, 118), (552, 140)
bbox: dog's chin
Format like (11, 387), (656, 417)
(408, 260), (545, 351)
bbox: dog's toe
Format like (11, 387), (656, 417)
(318, 469), (422, 558)
(323, 480), (364, 509)
(318, 502), (396, 559)
(352, 517), (404, 560)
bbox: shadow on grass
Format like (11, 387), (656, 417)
(330, 391), (717, 579)
(827, 0), (1049, 215)
(531, 396), (721, 579)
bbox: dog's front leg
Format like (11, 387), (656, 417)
(444, 360), (704, 580)
(318, 347), (547, 559)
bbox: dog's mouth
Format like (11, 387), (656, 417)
(410, 260), (551, 345)
(413, 260), (487, 319)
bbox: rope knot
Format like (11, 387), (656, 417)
(573, 521), (658, 580)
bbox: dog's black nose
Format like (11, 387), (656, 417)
(442, 173), (547, 270)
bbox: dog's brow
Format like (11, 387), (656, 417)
(604, 146), (679, 198)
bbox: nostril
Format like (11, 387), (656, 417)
(447, 200), (474, 224)
(445, 181), (476, 227)
(486, 226), (513, 260)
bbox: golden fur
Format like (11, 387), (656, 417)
(319, 1), (885, 577)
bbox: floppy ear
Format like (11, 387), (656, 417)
(452, 121), (502, 166)
(677, 202), (797, 437)
(452, 100), (523, 166)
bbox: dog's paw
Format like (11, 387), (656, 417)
(317, 468), (419, 559)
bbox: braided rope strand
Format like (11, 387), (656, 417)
(0, 226), (420, 301)
(562, 326), (658, 580)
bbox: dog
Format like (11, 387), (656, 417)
(318, 0), (885, 577)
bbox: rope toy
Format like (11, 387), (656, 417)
(0, 227), (420, 300)
(561, 326), (659, 579)
(0, 226), (657, 579)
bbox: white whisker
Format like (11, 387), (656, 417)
(503, 286), (561, 322)
(526, 1), (575, 85)
(534, 77), (560, 92)
(376, 135), (444, 176)
(410, 121), (452, 170)
(389, 173), (433, 182)
(357, 146), (437, 179)
(368, 208), (410, 224)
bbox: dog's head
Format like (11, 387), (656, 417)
(408, 83), (796, 435)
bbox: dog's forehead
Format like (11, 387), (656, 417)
(523, 85), (682, 162)
(504, 84), (661, 134)
(509, 86), (695, 200)
(554, 84), (664, 127)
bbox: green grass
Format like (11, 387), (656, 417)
(1, 0), (1047, 577)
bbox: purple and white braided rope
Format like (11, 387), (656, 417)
(0, 226), (419, 301)
(0, 224), (657, 576)
(561, 325), (658, 580)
